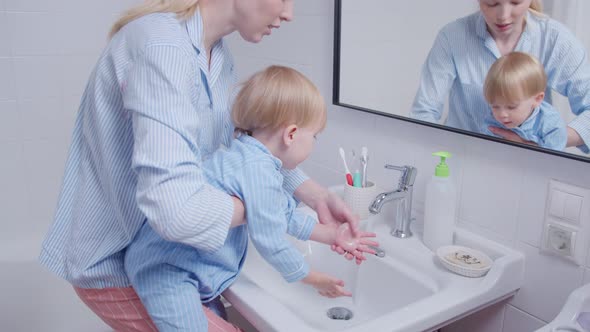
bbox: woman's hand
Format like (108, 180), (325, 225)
(294, 180), (361, 259)
(488, 126), (538, 146)
(566, 127), (584, 148)
(312, 190), (362, 260)
(334, 224), (379, 265)
(313, 189), (360, 234)
(230, 196), (246, 228)
(302, 270), (352, 298)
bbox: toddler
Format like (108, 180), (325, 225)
(124, 66), (378, 331)
(483, 52), (567, 150)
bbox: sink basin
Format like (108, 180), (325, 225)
(224, 186), (525, 332)
(535, 283), (590, 332)
(235, 235), (437, 331)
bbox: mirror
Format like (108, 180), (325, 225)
(333, 0), (590, 163)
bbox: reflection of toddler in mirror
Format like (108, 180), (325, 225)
(483, 52), (567, 150)
(124, 66), (379, 331)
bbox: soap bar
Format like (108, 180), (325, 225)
(445, 249), (488, 269)
(436, 245), (493, 278)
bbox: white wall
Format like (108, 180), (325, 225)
(338, 0), (476, 119)
(1, 2), (140, 331)
(0, 0), (142, 260)
(2, 1), (589, 331)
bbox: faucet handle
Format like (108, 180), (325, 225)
(384, 164), (409, 172)
(384, 164), (417, 188)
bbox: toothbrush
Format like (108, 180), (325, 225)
(352, 169), (362, 187)
(338, 147), (353, 186)
(351, 149), (360, 187)
(361, 147), (368, 187)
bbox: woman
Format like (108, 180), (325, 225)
(39, 1), (358, 330)
(410, 0), (590, 153)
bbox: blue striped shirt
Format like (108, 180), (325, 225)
(484, 101), (567, 150)
(410, 11), (590, 153)
(125, 135), (317, 305)
(39, 12), (307, 288)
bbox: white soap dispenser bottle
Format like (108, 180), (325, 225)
(423, 151), (457, 251)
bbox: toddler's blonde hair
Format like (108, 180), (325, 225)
(232, 66), (327, 134)
(484, 52), (547, 104)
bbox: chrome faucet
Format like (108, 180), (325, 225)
(369, 164), (417, 238)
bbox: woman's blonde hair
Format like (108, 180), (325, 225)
(232, 66), (327, 135)
(529, 0), (543, 13)
(484, 52), (547, 104)
(109, 0), (199, 38)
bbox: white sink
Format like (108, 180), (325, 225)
(536, 283), (590, 332)
(232, 235), (437, 331)
(224, 189), (525, 332)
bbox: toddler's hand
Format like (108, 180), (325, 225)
(304, 271), (352, 298)
(335, 223), (379, 264)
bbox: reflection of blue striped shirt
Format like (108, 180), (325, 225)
(125, 135), (317, 303)
(411, 11), (590, 153)
(39, 12), (306, 288)
(484, 101), (567, 150)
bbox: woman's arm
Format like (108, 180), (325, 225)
(410, 29), (457, 123)
(293, 179), (360, 235)
(545, 24), (590, 152)
(126, 45), (241, 252)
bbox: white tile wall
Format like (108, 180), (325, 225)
(6, 12), (64, 56)
(2, 1), (590, 331)
(441, 300), (506, 332)
(0, 0), (139, 246)
(0, 142), (28, 243)
(4, 0), (54, 12)
(459, 140), (525, 241)
(503, 305), (546, 332)
(0, 100), (21, 142)
(0, 12), (10, 56)
(510, 242), (585, 322)
(0, 58), (15, 100)
(12, 56), (63, 100)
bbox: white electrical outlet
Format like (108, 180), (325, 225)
(545, 224), (575, 257)
(540, 180), (590, 265)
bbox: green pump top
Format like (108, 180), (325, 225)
(432, 151), (452, 177)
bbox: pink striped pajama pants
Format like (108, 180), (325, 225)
(74, 286), (243, 332)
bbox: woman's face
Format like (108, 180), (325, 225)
(234, 0), (294, 43)
(479, 0), (531, 38)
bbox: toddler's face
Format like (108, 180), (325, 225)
(282, 122), (323, 170)
(489, 94), (541, 128)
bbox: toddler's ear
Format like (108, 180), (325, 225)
(282, 125), (298, 146)
(534, 91), (545, 106)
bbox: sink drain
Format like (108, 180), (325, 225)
(326, 307), (353, 320)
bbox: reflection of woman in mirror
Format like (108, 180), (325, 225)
(483, 52), (567, 150)
(410, 0), (589, 153)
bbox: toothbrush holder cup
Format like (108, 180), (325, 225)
(343, 181), (377, 220)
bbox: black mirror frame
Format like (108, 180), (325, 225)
(332, 0), (590, 163)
